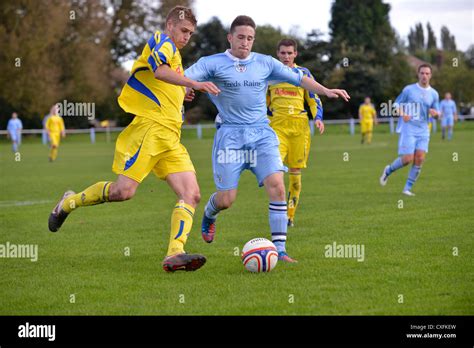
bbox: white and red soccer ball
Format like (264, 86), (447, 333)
(241, 238), (278, 273)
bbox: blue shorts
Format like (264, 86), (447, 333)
(441, 116), (454, 127)
(9, 132), (21, 144)
(212, 124), (286, 191)
(398, 132), (430, 155)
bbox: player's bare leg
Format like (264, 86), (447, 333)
(201, 189), (237, 243)
(48, 175), (138, 232)
(163, 171), (206, 272)
(264, 172), (297, 263)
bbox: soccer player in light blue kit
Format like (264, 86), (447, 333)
(439, 92), (458, 140)
(7, 112), (23, 153)
(380, 64), (439, 196)
(185, 16), (350, 263)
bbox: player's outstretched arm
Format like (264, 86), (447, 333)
(154, 65), (220, 95)
(300, 76), (350, 102)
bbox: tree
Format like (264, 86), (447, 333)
(408, 23), (425, 54)
(107, 0), (194, 65)
(426, 22), (436, 50)
(441, 26), (457, 51)
(326, 0), (411, 118)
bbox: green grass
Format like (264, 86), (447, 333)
(0, 122), (473, 315)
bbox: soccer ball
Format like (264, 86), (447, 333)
(241, 238), (278, 273)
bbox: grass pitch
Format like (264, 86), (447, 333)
(1, 122), (473, 315)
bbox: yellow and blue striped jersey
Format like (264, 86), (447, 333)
(118, 31), (185, 133)
(267, 64), (323, 120)
(359, 103), (376, 122)
(45, 114), (65, 133)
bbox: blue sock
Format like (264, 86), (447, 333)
(204, 192), (219, 219)
(269, 201), (287, 253)
(448, 128), (453, 140)
(12, 143), (18, 153)
(386, 157), (404, 176)
(404, 165), (421, 191)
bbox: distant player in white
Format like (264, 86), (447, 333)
(439, 92), (458, 140)
(7, 112), (23, 153)
(380, 64), (439, 196)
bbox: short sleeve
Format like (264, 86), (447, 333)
(147, 34), (177, 72)
(268, 57), (303, 86)
(185, 57), (212, 82)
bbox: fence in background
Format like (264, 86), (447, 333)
(1, 115), (473, 140)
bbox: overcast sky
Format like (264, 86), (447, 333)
(194, 0), (473, 51)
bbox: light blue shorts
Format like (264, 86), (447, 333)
(398, 132), (430, 155)
(212, 124), (286, 191)
(441, 116), (454, 127)
(9, 132), (21, 144)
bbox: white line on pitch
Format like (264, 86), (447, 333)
(0, 200), (53, 208)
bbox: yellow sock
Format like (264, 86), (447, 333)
(62, 181), (111, 213)
(50, 147), (58, 161)
(367, 131), (373, 144)
(287, 172), (302, 221)
(167, 201), (195, 256)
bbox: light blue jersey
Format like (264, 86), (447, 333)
(185, 50), (303, 126)
(395, 83), (439, 137)
(185, 50), (305, 190)
(394, 83), (439, 155)
(440, 99), (457, 118)
(7, 118), (23, 141)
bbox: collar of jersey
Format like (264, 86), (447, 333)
(224, 49), (254, 63)
(415, 82), (431, 91)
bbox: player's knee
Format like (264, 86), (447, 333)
(219, 194), (235, 209)
(182, 189), (201, 206)
(269, 182), (286, 200)
(414, 157), (424, 166)
(110, 185), (135, 201)
(402, 156), (414, 165)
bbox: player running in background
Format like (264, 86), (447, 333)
(439, 92), (458, 140)
(48, 6), (220, 273)
(45, 104), (66, 162)
(185, 15), (349, 263)
(359, 97), (377, 144)
(379, 64), (439, 196)
(6, 112), (23, 153)
(266, 38), (324, 227)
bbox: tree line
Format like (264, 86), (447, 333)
(0, 0), (472, 129)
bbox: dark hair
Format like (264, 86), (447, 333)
(166, 6), (197, 26)
(417, 63), (432, 73)
(277, 39), (298, 51)
(230, 15), (256, 33)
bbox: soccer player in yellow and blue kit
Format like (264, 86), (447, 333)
(266, 39), (324, 228)
(358, 97), (377, 144)
(48, 6), (220, 273)
(45, 104), (66, 162)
